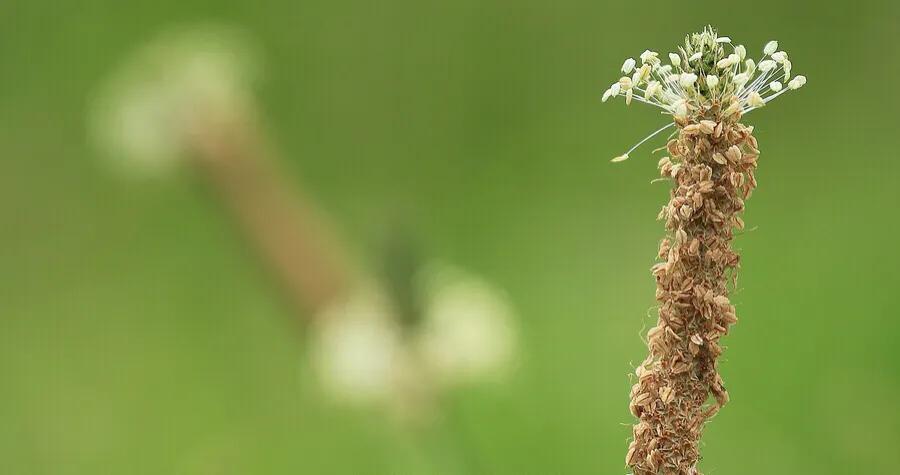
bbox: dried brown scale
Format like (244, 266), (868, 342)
(626, 106), (758, 475)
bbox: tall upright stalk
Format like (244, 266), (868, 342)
(601, 27), (805, 474)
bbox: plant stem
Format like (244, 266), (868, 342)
(187, 111), (351, 321)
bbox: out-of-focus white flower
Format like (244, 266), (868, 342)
(311, 290), (406, 404)
(415, 264), (517, 386)
(311, 263), (519, 412)
(89, 25), (259, 174)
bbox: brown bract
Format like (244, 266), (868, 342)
(626, 105), (758, 474)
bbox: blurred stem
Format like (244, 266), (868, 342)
(187, 110), (351, 321)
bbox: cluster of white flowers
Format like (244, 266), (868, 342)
(311, 263), (517, 412)
(90, 25), (259, 174)
(603, 27), (806, 161)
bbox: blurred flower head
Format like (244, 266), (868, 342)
(311, 290), (406, 404)
(311, 263), (518, 416)
(416, 263), (517, 385)
(89, 25), (260, 174)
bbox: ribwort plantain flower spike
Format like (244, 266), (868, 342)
(603, 27), (805, 474)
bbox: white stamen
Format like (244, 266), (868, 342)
(747, 91), (765, 108)
(680, 73), (698, 88)
(640, 50), (659, 64)
(615, 122), (676, 161)
(758, 60), (777, 72)
(669, 53), (681, 67)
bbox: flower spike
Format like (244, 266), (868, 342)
(603, 26), (805, 161)
(606, 26), (805, 475)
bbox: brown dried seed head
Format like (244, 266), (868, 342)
(692, 193), (703, 209)
(630, 382), (642, 398)
(626, 443), (639, 466)
(713, 152), (727, 165)
(690, 334), (704, 346)
(646, 450), (659, 471)
(679, 204), (694, 219)
(660, 163), (673, 178)
(665, 326), (682, 341)
(699, 120), (716, 134)
(651, 262), (668, 277)
(667, 139), (680, 156)
(713, 295), (731, 307)
(629, 401), (642, 418)
(634, 421), (650, 438)
(717, 388), (730, 405)
(683, 124), (701, 135)
(658, 239), (671, 258)
(714, 120), (724, 138)
(659, 385), (675, 404)
(632, 392), (651, 406)
(639, 366), (656, 384)
(749, 134), (759, 150)
(721, 309), (738, 325)
(688, 238), (700, 255)
(672, 362), (691, 374)
(647, 325), (664, 341)
(725, 145), (742, 162)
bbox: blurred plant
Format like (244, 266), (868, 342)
(90, 25), (349, 314)
(603, 27), (805, 474)
(90, 25), (259, 174)
(90, 25), (518, 427)
(312, 258), (518, 423)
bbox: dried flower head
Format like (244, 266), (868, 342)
(605, 27), (804, 475)
(603, 26), (805, 162)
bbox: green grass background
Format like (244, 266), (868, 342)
(2, 0), (899, 473)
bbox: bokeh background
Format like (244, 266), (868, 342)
(3, 1), (900, 473)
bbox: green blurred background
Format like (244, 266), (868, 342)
(2, 0), (899, 473)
